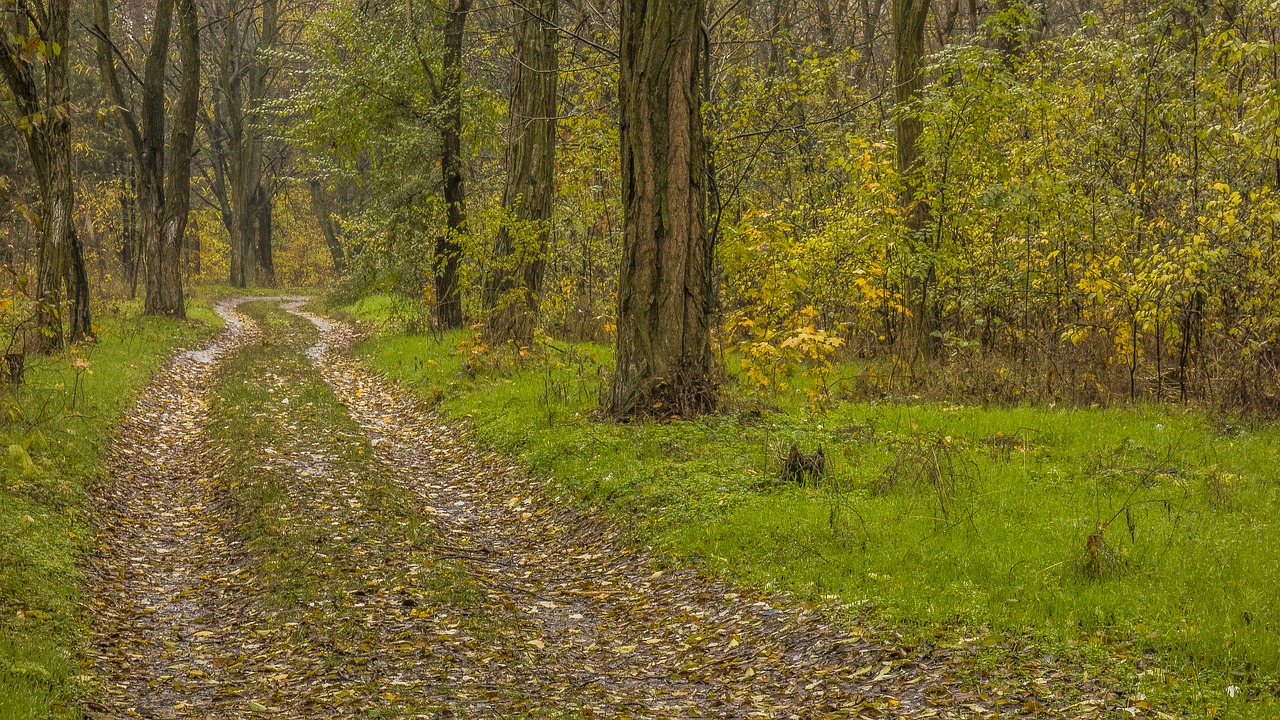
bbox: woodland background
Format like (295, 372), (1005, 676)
(1, 0), (1278, 414)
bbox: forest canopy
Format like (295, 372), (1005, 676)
(1, 0), (1278, 413)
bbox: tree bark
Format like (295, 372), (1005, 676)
(610, 0), (716, 418)
(483, 0), (559, 346)
(138, 0), (177, 316)
(893, 0), (935, 356)
(151, 0), (199, 317)
(95, 0), (194, 318)
(118, 162), (141, 298)
(309, 178), (347, 274)
(434, 0), (471, 331)
(255, 186), (275, 285)
(854, 0), (887, 83)
(0, 0), (93, 350)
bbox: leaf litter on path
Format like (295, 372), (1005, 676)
(81, 297), (1129, 719)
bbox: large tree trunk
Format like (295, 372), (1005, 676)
(435, 0), (471, 331)
(610, 0), (716, 418)
(37, 134), (71, 350)
(0, 0), (92, 351)
(483, 0), (559, 346)
(138, 0), (177, 316)
(229, 165), (261, 287)
(893, 0), (934, 356)
(153, 0), (198, 316)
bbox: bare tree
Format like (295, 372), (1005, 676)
(93, 0), (200, 317)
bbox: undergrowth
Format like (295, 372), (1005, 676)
(339, 293), (1280, 719)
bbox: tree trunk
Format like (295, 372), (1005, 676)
(893, 0), (934, 356)
(215, 0), (279, 287)
(225, 62), (263, 288)
(854, 0), (887, 83)
(119, 163), (141, 298)
(610, 0), (716, 418)
(483, 0), (558, 346)
(435, 0), (471, 331)
(0, 0), (95, 351)
(229, 166), (261, 287)
(138, 0), (177, 316)
(256, 186), (275, 285)
(151, 0), (198, 316)
(309, 179), (347, 274)
(67, 214), (92, 342)
(96, 0), (197, 317)
(188, 214), (201, 276)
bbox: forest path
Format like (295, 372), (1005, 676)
(84, 297), (983, 719)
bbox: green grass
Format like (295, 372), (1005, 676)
(0, 295), (220, 719)
(187, 284), (317, 302)
(339, 294), (1280, 719)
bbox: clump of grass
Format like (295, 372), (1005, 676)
(1083, 522), (1128, 579)
(1203, 467), (1239, 510)
(779, 444), (825, 485)
(875, 432), (976, 521)
(981, 428), (1036, 461)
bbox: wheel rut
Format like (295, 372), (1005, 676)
(85, 297), (967, 719)
(86, 297), (289, 718)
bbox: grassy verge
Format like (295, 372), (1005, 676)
(339, 294), (1280, 719)
(0, 296), (220, 719)
(187, 284), (317, 301)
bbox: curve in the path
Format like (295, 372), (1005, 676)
(86, 297), (967, 719)
(283, 301), (954, 719)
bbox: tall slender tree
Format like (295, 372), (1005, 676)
(893, 0), (933, 354)
(610, 0), (716, 418)
(483, 0), (559, 345)
(93, 0), (200, 317)
(308, 178), (346, 274)
(433, 0), (471, 330)
(0, 0), (93, 350)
